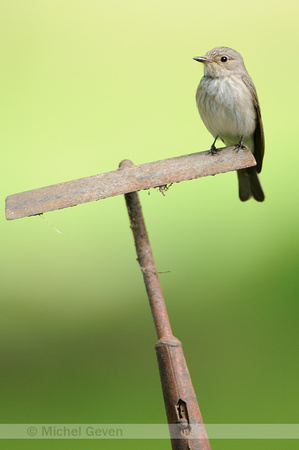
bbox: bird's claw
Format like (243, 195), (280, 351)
(234, 138), (245, 153)
(208, 145), (219, 155)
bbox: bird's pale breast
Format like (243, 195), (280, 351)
(196, 75), (256, 149)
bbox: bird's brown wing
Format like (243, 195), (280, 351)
(242, 76), (265, 173)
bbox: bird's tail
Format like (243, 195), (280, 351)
(237, 168), (265, 202)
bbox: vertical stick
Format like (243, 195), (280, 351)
(121, 159), (211, 450)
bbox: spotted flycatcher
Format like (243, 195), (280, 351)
(194, 47), (265, 201)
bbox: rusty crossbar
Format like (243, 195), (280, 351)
(5, 145), (255, 220)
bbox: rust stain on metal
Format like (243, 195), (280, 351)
(5, 145), (255, 220)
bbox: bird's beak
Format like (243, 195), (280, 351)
(193, 56), (214, 64)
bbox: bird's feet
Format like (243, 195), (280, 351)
(234, 137), (246, 153)
(209, 144), (219, 155)
(208, 136), (219, 155)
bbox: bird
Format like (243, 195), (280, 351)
(194, 46), (265, 202)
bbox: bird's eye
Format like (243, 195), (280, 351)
(221, 56), (228, 62)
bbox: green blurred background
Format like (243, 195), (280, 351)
(1, 0), (298, 449)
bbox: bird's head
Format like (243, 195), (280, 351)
(194, 47), (246, 78)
